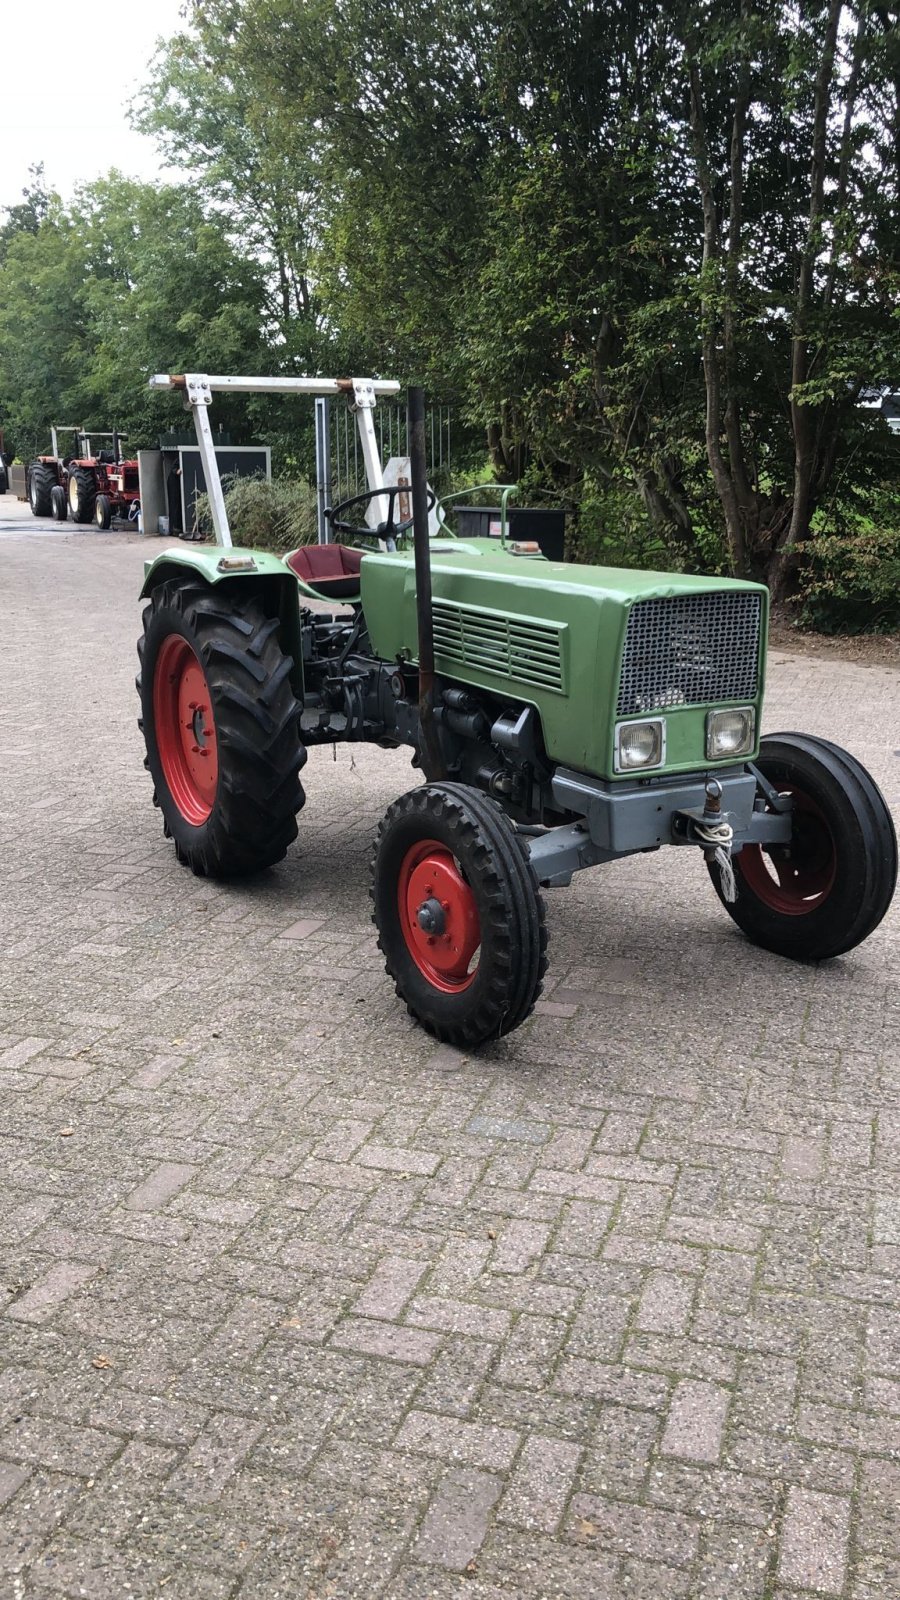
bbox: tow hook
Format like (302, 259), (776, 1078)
(673, 779), (737, 902)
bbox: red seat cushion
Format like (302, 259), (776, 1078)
(285, 543), (363, 598)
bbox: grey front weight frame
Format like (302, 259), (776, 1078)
(526, 766), (793, 888)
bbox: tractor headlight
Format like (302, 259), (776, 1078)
(615, 718), (666, 772)
(706, 706), (755, 760)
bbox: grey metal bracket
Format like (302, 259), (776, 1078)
(350, 379), (377, 411)
(526, 823), (618, 888)
(747, 761), (793, 812)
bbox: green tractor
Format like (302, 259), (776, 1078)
(136, 374), (897, 1047)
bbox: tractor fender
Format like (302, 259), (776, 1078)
(140, 546), (305, 698)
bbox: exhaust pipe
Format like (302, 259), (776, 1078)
(408, 385), (444, 780)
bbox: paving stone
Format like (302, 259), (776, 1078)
(330, 1318), (442, 1366)
(412, 1466), (503, 1570)
(497, 1434), (580, 1532)
(166, 1412), (265, 1502)
(124, 1161), (196, 1212)
(5, 1261), (98, 1324)
(395, 1410), (520, 1470)
(661, 1379), (731, 1464)
(355, 1143), (442, 1176)
(635, 1270), (695, 1334)
(777, 1486), (851, 1594)
(353, 1255), (427, 1319)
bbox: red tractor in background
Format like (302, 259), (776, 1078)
(26, 427), (140, 527)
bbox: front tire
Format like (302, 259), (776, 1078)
(137, 579), (306, 876)
(95, 493), (111, 529)
(372, 783), (548, 1046)
(68, 467), (97, 523)
(50, 485), (68, 521)
(28, 463), (56, 516)
(709, 732), (897, 960)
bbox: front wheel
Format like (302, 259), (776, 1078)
(50, 485), (68, 521)
(137, 579), (307, 876)
(372, 783), (548, 1046)
(709, 732), (897, 960)
(95, 493), (111, 529)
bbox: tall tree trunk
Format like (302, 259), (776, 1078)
(769, 0), (843, 602)
(723, 7), (756, 524)
(688, 60), (749, 576)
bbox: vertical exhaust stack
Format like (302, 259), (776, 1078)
(408, 386), (444, 780)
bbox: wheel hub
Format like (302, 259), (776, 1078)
(398, 841), (480, 992)
(153, 635), (218, 825)
(415, 896), (446, 935)
(738, 785), (836, 915)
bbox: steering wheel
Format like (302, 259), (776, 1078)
(327, 484), (436, 544)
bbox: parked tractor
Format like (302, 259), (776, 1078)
(27, 427), (139, 527)
(136, 374), (897, 1048)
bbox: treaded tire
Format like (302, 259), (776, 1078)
(68, 466), (97, 523)
(708, 732), (897, 960)
(95, 493), (111, 529)
(29, 463), (56, 516)
(50, 485), (68, 521)
(137, 579), (307, 877)
(372, 781), (548, 1046)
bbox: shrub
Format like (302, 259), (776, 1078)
(795, 526), (900, 634)
(194, 473), (318, 554)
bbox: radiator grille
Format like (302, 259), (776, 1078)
(432, 600), (566, 693)
(617, 592), (762, 717)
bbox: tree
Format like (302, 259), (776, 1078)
(0, 164), (51, 264)
(0, 176), (271, 459)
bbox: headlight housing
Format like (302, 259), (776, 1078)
(706, 706), (755, 761)
(615, 717), (666, 772)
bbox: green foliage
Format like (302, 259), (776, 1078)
(0, 173), (271, 461)
(194, 474), (318, 553)
(3, 0), (900, 628)
(795, 493), (900, 634)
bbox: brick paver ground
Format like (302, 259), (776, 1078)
(1, 494), (899, 1598)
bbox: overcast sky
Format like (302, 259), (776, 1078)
(0, 0), (188, 213)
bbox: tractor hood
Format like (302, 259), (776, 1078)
(360, 538), (769, 780)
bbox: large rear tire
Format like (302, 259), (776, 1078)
(68, 467), (97, 524)
(372, 782), (548, 1046)
(137, 579), (306, 877)
(708, 732), (897, 960)
(28, 463), (57, 517)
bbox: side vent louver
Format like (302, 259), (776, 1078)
(432, 600), (567, 694)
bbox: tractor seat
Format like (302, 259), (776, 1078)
(284, 542), (364, 600)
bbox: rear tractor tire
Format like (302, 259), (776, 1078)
(709, 732), (897, 960)
(95, 493), (111, 529)
(50, 485), (68, 521)
(137, 579), (307, 877)
(371, 782), (548, 1047)
(68, 467), (97, 524)
(28, 463), (57, 517)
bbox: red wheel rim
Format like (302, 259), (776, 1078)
(153, 634), (218, 825)
(736, 785), (836, 916)
(397, 839), (481, 992)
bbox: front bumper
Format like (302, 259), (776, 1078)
(527, 765), (791, 886)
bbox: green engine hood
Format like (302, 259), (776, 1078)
(360, 539), (769, 780)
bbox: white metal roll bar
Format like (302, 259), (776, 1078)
(148, 373), (401, 547)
